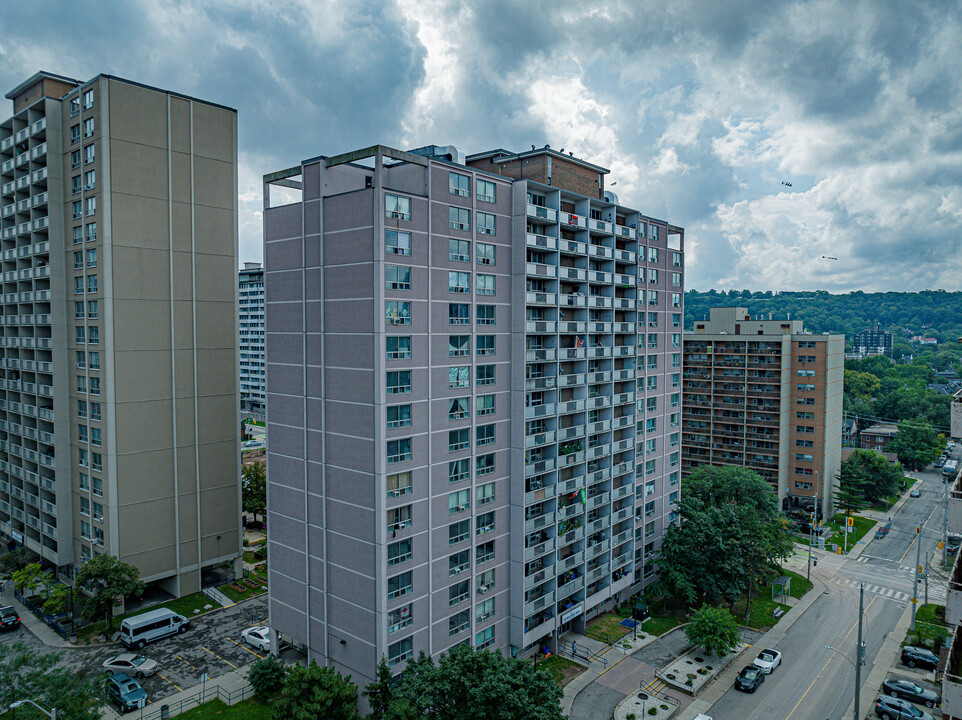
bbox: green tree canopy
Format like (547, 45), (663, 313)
(684, 605), (742, 657)
(242, 461), (267, 523)
(887, 418), (946, 471)
(273, 660), (359, 720)
(0, 642), (105, 720)
(834, 462), (868, 516)
(75, 554), (145, 632)
(841, 449), (903, 504)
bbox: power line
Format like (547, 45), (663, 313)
(842, 410), (952, 435)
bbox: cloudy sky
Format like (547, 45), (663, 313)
(2, 0), (960, 291)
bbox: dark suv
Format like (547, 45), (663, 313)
(106, 672), (148, 712)
(875, 695), (933, 720)
(901, 646), (939, 670)
(0, 605), (21, 631)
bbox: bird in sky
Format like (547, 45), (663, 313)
(781, 181), (793, 187)
(821, 255), (838, 260)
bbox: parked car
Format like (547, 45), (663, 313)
(106, 672), (148, 712)
(901, 646), (939, 670)
(911, 488), (922, 498)
(102, 654), (158, 678)
(881, 678), (940, 708)
(734, 666), (765, 693)
(0, 605), (21, 631)
(947, 535), (962, 556)
(875, 695), (934, 720)
(241, 625), (271, 652)
(753, 648), (782, 674)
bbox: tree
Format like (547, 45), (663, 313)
(887, 418), (945, 471)
(685, 605), (741, 657)
(841, 449), (903, 504)
(74, 555), (145, 632)
(363, 657), (420, 720)
(242, 461), (267, 524)
(0, 642), (105, 720)
(247, 655), (288, 697)
(833, 463), (867, 517)
(381, 642), (564, 720)
(273, 660), (359, 720)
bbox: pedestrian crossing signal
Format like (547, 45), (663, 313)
(846, 516), (854, 527)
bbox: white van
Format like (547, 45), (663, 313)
(121, 608), (190, 649)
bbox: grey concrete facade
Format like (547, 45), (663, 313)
(264, 145), (684, 687)
(0, 72), (241, 597)
(239, 262), (265, 414)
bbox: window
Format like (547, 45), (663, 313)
(795, 467), (814, 476)
(449, 335), (470, 357)
(671, 372), (680, 388)
(477, 179), (496, 203)
(449, 610), (470, 636)
(647, 290), (658, 306)
(670, 333), (681, 349)
(648, 269), (658, 284)
(647, 334), (657, 348)
(646, 438), (657, 455)
(647, 397), (658, 412)
(476, 511), (494, 535)
(672, 251), (682, 267)
(69, 149), (82, 169)
(72, 175), (83, 195)
(77, 399), (88, 418)
(79, 472), (89, 490)
(78, 448), (89, 468)
(449, 271), (470, 294)
(90, 403), (101, 421)
(88, 351), (100, 370)
(449, 549), (470, 576)
(449, 459), (470, 483)
(86, 300), (98, 319)
(670, 432), (680, 447)
(92, 476), (103, 496)
(670, 392), (679, 408)
(82, 89), (94, 109)
(476, 394), (495, 416)
(649, 225), (659, 241)
(449, 303), (469, 325)
(386, 265), (411, 290)
(476, 424), (495, 446)
(449, 397), (470, 420)
(449, 520), (470, 545)
(387, 405), (412, 429)
(387, 370), (411, 394)
(477, 304), (495, 325)
(449, 580), (469, 606)
(70, 97), (81, 116)
(387, 336), (411, 359)
(76, 326), (86, 344)
(84, 169), (96, 190)
(91, 427), (102, 446)
(647, 376), (657, 391)
(70, 124), (81, 143)
(385, 194), (411, 220)
(796, 438), (814, 448)
(797, 383), (815, 392)
(449, 171), (470, 197)
(85, 196), (96, 216)
(387, 438), (412, 463)
(449, 238), (471, 262)
(72, 225), (83, 245)
(476, 364), (495, 386)
(77, 376), (87, 394)
(477, 274), (495, 295)
(477, 568), (495, 592)
(797, 369), (816, 377)
(796, 411), (815, 419)
(476, 596), (495, 622)
(74, 250), (84, 269)
(449, 489), (470, 514)
(84, 143), (95, 164)
(796, 425), (815, 434)
(795, 453), (814, 462)
(86, 222), (97, 242)
(477, 242), (495, 265)
(387, 506), (412, 532)
(92, 452), (102, 471)
(477, 212), (495, 235)
(449, 206), (470, 230)
(476, 626), (495, 650)
(388, 603), (413, 635)
(449, 429), (470, 452)
(80, 521), (91, 539)
(79, 425), (89, 444)
(477, 336), (495, 356)
(387, 638), (413, 667)
(797, 397), (815, 405)
(83, 116), (95, 138)
(86, 248), (97, 268)
(385, 230), (411, 255)
(387, 472), (412, 497)
(449, 366), (470, 388)
(647, 355), (658, 370)
(476, 482), (495, 506)
(670, 412), (680, 427)
(646, 418), (657, 433)
(385, 300), (411, 324)
(671, 293), (681, 308)
(476, 453), (495, 476)
(72, 201), (82, 219)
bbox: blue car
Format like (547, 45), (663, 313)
(106, 672), (148, 712)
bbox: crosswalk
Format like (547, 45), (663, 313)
(834, 576), (946, 603)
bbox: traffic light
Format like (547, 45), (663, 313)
(919, 565), (924, 575)
(846, 516), (854, 527)
(916, 526), (920, 535)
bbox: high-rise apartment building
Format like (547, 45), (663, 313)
(682, 307), (843, 516)
(264, 144), (684, 686)
(851, 328), (892, 356)
(239, 262), (265, 414)
(0, 72), (241, 597)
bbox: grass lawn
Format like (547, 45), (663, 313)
(585, 612), (633, 643)
(780, 568), (814, 599)
(78, 592), (220, 642)
(175, 698), (273, 720)
(903, 603), (950, 651)
(916, 603), (947, 627)
(826, 514), (876, 553)
(641, 611), (686, 637)
(536, 654), (585, 687)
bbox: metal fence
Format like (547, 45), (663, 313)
(13, 588), (70, 638)
(131, 682), (255, 720)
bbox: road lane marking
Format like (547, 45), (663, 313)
(228, 637), (264, 658)
(203, 646), (239, 669)
(157, 673), (183, 692)
(783, 596), (877, 720)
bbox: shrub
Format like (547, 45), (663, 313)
(247, 655), (288, 697)
(648, 709), (657, 716)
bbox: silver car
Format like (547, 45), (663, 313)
(102, 653), (158, 678)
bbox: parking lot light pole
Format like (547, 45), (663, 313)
(10, 699), (56, 720)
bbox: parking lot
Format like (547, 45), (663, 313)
(2, 596), (271, 704)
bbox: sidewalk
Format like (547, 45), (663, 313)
(1, 581), (72, 648)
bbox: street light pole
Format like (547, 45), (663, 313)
(944, 483), (950, 567)
(808, 470), (820, 582)
(855, 583), (864, 720)
(912, 525), (922, 630)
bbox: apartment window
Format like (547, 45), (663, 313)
(796, 411), (815, 419)
(646, 438), (657, 455)
(449, 610), (470, 636)
(670, 392), (679, 408)
(476, 626), (495, 650)
(79, 472), (89, 491)
(477, 304), (495, 325)
(386, 336), (411, 360)
(387, 506), (412, 533)
(72, 225), (83, 245)
(476, 274), (495, 296)
(385, 265), (411, 290)
(797, 369), (816, 377)
(388, 603), (413, 635)
(670, 432), (679, 447)
(78, 448), (89, 468)
(477, 569), (495, 593)
(83, 89), (94, 109)
(449, 429), (470, 452)
(88, 351), (100, 370)
(84, 169), (96, 190)
(86, 222), (97, 242)
(449, 397), (469, 420)
(84, 143), (95, 164)
(84, 196), (96, 218)
(796, 453), (814, 462)
(90, 402), (101, 421)
(671, 293), (681, 308)
(647, 355), (657, 370)
(385, 194), (411, 220)
(476, 424), (495, 447)
(91, 427), (102, 447)
(449, 335), (470, 357)
(385, 300), (411, 325)
(387, 637), (413, 668)
(477, 179), (496, 203)
(648, 246), (659, 262)
(647, 397), (657, 412)
(477, 242), (495, 266)
(77, 399), (88, 418)
(476, 453), (495, 476)
(449, 171), (470, 197)
(387, 371), (412, 395)
(92, 476), (103, 496)
(449, 489), (470, 514)
(387, 438), (412, 463)
(75, 302), (85, 320)
(649, 225), (659, 241)
(449, 303), (470, 325)
(449, 459), (470, 483)
(646, 418), (656, 433)
(73, 251), (84, 269)
(476, 482), (495, 507)
(477, 336), (495, 356)
(449, 271), (470, 294)
(86, 248), (97, 268)
(795, 481), (813, 490)
(672, 251), (682, 267)
(671, 372), (680, 388)
(672, 313), (681, 328)
(449, 206), (470, 231)
(449, 580), (470, 606)
(449, 519), (470, 545)
(670, 412), (680, 427)
(92, 452), (102, 471)
(648, 269), (658, 284)
(647, 334), (658, 349)
(477, 212), (495, 236)
(87, 300), (98, 318)
(797, 397), (815, 405)
(449, 238), (471, 262)
(796, 425), (815, 434)
(89, 377), (101, 396)
(476, 395), (495, 416)
(70, 149), (82, 169)
(80, 521), (91, 539)
(72, 201), (82, 219)
(387, 472), (412, 497)
(70, 124), (81, 143)
(387, 405), (412, 429)
(476, 365), (495, 386)
(449, 549), (470, 576)
(798, 341), (817, 348)
(72, 175), (84, 196)
(476, 511), (495, 535)
(647, 376), (657, 391)
(79, 425), (89, 444)
(795, 467), (814, 476)
(796, 439), (814, 448)
(476, 596), (495, 622)
(385, 230), (411, 255)
(76, 326), (86, 344)
(797, 383), (815, 392)
(77, 376), (87, 394)
(70, 98), (81, 116)
(670, 333), (681, 349)
(449, 366), (470, 388)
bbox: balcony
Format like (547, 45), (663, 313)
(526, 291), (556, 306)
(588, 243), (613, 259)
(525, 511), (555, 533)
(587, 539), (609, 559)
(559, 266), (587, 282)
(524, 537), (555, 561)
(559, 293), (588, 308)
(614, 248), (636, 262)
(560, 211), (587, 229)
(948, 553), (962, 625)
(586, 395), (611, 409)
(559, 347), (586, 361)
(526, 320), (557, 334)
(558, 372), (586, 388)
(558, 503), (584, 520)
(612, 460), (634, 476)
(586, 443), (610, 460)
(588, 491), (610, 509)
(614, 274), (636, 287)
(524, 590), (555, 617)
(612, 484), (633, 501)
(589, 270), (612, 284)
(527, 233), (557, 251)
(557, 477), (584, 495)
(559, 238), (587, 255)
(950, 478), (962, 534)
(613, 391), (635, 406)
(525, 457), (556, 475)
(588, 419), (611, 434)
(559, 451), (585, 467)
(525, 565), (556, 591)
(589, 321), (611, 334)
(527, 262), (557, 279)
(527, 204), (557, 223)
(587, 346), (612, 359)
(560, 551), (584, 572)
(559, 321), (586, 334)
(525, 375), (556, 391)
(525, 348), (557, 363)
(557, 424), (586, 442)
(588, 295), (613, 308)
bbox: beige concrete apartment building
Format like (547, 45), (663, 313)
(682, 307), (843, 517)
(0, 71), (241, 596)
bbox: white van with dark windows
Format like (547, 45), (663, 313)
(121, 608), (190, 649)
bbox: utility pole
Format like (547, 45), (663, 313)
(809, 470), (820, 581)
(944, 483), (950, 567)
(854, 583), (864, 720)
(925, 551), (930, 606)
(912, 525), (921, 630)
